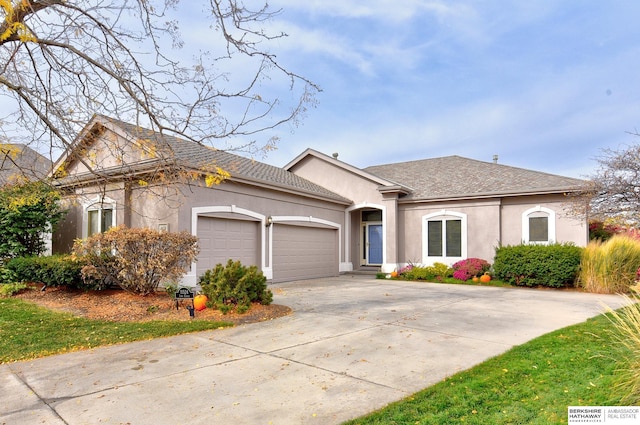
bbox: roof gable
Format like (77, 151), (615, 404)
(53, 116), (350, 204)
(364, 155), (586, 200)
(285, 148), (409, 189)
(52, 115), (179, 178)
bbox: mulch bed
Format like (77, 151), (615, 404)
(13, 284), (292, 325)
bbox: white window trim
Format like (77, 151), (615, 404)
(268, 215), (342, 279)
(522, 205), (555, 245)
(188, 205), (267, 286)
(82, 195), (117, 239)
(422, 210), (467, 266)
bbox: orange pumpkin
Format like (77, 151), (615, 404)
(194, 294), (208, 311)
(390, 271), (398, 278)
(479, 274), (491, 283)
(472, 276), (479, 283)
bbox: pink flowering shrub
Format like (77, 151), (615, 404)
(398, 264), (414, 275)
(451, 258), (491, 281)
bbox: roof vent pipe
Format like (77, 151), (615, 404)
(493, 154), (499, 164)
(332, 152), (339, 159)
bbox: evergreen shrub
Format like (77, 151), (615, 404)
(0, 181), (65, 259)
(493, 243), (583, 288)
(1, 255), (84, 288)
(199, 259), (273, 313)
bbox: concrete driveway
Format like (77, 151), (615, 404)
(1, 275), (628, 424)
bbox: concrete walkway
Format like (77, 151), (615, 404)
(1, 276), (629, 424)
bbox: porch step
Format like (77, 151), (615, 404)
(345, 268), (380, 276)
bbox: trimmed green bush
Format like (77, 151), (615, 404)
(1, 255), (84, 288)
(493, 243), (583, 288)
(199, 259), (273, 314)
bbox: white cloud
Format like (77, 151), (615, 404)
(273, 0), (434, 22)
(270, 20), (376, 76)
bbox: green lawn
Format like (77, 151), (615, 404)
(343, 312), (627, 425)
(0, 298), (232, 363)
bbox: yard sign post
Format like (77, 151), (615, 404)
(174, 287), (195, 318)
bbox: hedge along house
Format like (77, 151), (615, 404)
(50, 115), (351, 284)
(50, 115), (588, 284)
(285, 149), (588, 273)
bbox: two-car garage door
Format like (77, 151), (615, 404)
(197, 217), (338, 282)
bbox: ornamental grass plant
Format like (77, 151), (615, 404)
(578, 235), (640, 294)
(605, 286), (640, 405)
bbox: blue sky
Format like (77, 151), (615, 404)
(3, 2), (639, 179)
(247, 1), (640, 178)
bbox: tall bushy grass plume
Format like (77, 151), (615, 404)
(578, 235), (640, 294)
(606, 286), (640, 404)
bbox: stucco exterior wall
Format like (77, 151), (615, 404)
(64, 127), (152, 175)
(288, 156), (381, 205)
(178, 179), (346, 231)
(500, 195), (587, 247)
(53, 183), (130, 253)
(399, 199), (502, 265)
(396, 194), (587, 267)
(128, 185), (181, 232)
(54, 178), (347, 248)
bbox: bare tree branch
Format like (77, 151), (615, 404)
(584, 140), (640, 225)
(0, 0), (318, 182)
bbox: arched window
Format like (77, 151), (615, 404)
(422, 210), (467, 264)
(522, 206), (555, 244)
(83, 196), (116, 238)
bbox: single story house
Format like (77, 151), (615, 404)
(51, 115), (587, 284)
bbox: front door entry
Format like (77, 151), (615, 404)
(366, 223), (383, 265)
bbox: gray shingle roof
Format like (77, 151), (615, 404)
(364, 155), (585, 200)
(88, 117), (351, 204)
(1, 144), (51, 184)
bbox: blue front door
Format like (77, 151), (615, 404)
(367, 224), (383, 265)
